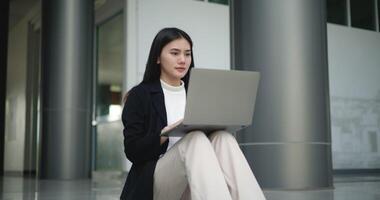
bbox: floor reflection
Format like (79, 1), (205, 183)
(1, 174), (380, 200)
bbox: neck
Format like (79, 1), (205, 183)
(160, 75), (181, 87)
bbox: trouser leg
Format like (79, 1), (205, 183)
(154, 131), (232, 200)
(153, 136), (188, 200)
(209, 131), (266, 200)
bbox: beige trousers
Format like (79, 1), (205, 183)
(153, 131), (266, 200)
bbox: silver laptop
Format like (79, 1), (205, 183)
(161, 68), (260, 136)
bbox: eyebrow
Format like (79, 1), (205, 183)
(170, 48), (191, 52)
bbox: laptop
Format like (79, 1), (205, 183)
(161, 68), (260, 136)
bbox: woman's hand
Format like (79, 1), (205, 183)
(161, 118), (183, 134)
(160, 119), (183, 145)
(160, 136), (168, 145)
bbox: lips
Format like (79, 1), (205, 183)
(175, 67), (186, 72)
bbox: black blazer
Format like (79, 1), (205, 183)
(120, 80), (169, 200)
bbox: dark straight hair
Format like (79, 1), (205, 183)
(142, 27), (195, 89)
(124, 27), (194, 102)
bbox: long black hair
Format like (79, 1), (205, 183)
(124, 28), (194, 102)
(142, 27), (195, 89)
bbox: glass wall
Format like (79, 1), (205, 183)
(350, 0), (376, 30)
(94, 12), (125, 171)
(378, 0), (380, 29)
(194, 0), (228, 5)
(327, 0), (347, 25)
(327, 0), (380, 32)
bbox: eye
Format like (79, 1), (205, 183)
(170, 52), (179, 55)
(185, 52), (191, 57)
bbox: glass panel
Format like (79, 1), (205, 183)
(350, 0), (376, 30)
(95, 12), (125, 171)
(327, 0), (347, 25)
(209, 0), (229, 5)
(96, 13), (123, 119)
(96, 121), (125, 170)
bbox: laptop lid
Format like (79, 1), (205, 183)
(183, 68), (260, 126)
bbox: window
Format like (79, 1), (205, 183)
(327, 0), (348, 25)
(209, 0), (228, 6)
(378, 0), (380, 30)
(350, 0), (376, 30)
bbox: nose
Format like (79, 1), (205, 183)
(178, 54), (186, 64)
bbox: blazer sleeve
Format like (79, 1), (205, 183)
(122, 87), (162, 164)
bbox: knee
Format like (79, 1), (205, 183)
(209, 130), (236, 142)
(185, 130), (208, 141)
(182, 130), (211, 146)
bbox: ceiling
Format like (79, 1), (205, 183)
(8, 0), (107, 29)
(9, 0), (39, 29)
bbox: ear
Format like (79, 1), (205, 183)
(157, 57), (160, 64)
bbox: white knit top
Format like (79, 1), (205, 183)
(160, 79), (186, 151)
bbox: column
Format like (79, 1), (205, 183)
(231, 0), (333, 189)
(40, 0), (94, 179)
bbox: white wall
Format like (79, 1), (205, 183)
(125, 0), (230, 90)
(327, 24), (380, 169)
(4, 4), (40, 172)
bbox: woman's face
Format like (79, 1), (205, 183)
(158, 38), (192, 86)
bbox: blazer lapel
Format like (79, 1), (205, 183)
(146, 81), (167, 126)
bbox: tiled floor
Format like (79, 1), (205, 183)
(1, 174), (380, 200)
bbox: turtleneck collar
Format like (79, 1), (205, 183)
(160, 79), (185, 92)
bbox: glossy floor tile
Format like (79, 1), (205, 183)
(1, 174), (379, 200)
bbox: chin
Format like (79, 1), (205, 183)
(174, 72), (187, 79)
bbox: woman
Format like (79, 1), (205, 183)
(121, 27), (266, 200)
